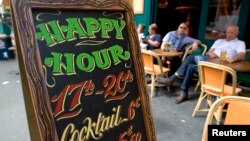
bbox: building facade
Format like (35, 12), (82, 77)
(134, 0), (250, 48)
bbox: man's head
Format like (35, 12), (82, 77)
(177, 22), (189, 36)
(137, 23), (145, 34)
(148, 23), (158, 35)
(225, 24), (239, 41)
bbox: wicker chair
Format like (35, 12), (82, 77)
(141, 50), (170, 97)
(201, 96), (250, 141)
(181, 43), (208, 62)
(192, 61), (242, 122)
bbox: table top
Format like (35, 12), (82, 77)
(208, 58), (250, 72)
(149, 49), (183, 57)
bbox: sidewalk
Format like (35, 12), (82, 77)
(0, 58), (208, 141)
(150, 86), (206, 141)
(0, 59), (31, 141)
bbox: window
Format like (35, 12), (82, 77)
(205, 0), (241, 40)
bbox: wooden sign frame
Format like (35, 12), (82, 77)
(11, 0), (156, 140)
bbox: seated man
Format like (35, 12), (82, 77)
(161, 22), (201, 75)
(141, 23), (162, 50)
(157, 24), (246, 104)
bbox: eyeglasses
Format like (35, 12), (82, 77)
(179, 26), (187, 30)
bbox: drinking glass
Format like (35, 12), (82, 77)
(220, 49), (227, 60)
(166, 42), (172, 51)
(162, 42), (171, 52)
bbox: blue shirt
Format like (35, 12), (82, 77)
(162, 31), (197, 51)
(146, 34), (162, 50)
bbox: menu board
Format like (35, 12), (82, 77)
(11, 0), (156, 141)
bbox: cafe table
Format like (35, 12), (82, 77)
(208, 58), (250, 72)
(148, 49), (183, 57)
(141, 49), (184, 76)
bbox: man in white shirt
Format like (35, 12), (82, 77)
(206, 24), (245, 63)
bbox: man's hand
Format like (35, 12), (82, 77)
(169, 49), (177, 52)
(191, 40), (201, 50)
(141, 38), (148, 43)
(206, 49), (217, 59)
(226, 56), (237, 63)
(191, 42), (198, 50)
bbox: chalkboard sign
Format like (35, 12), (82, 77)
(11, 0), (156, 141)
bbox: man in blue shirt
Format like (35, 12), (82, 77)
(161, 22), (200, 75)
(141, 23), (162, 50)
(161, 22), (200, 51)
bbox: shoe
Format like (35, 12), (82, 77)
(156, 77), (173, 87)
(175, 91), (188, 104)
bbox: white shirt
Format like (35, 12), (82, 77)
(138, 33), (145, 43)
(138, 33), (148, 49)
(211, 38), (246, 58)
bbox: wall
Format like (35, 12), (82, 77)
(134, 0), (153, 35)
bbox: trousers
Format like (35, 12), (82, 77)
(175, 55), (197, 93)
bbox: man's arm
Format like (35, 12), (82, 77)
(147, 39), (161, 48)
(237, 52), (246, 60)
(226, 52), (245, 63)
(227, 40), (246, 63)
(183, 36), (201, 50)
(161, 33), (170, 50)
(206, 48), (217, 58)
(160, 42), (167, 50)
(142, 37), (161, 48)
